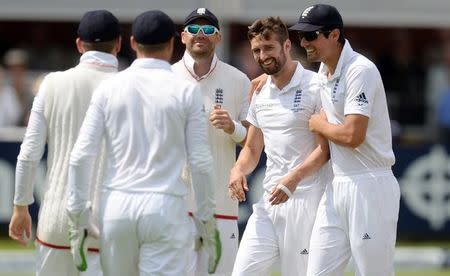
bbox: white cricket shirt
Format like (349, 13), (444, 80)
(247, 62), (326, 193)
(172, 51), (250, 217)
(69, 58), (212, 210)
(317, 40), (395, 175)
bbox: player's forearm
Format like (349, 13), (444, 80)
(316, 120), (364, 148)
(233, 145), (261, 176)
(14, 159), (39, 206)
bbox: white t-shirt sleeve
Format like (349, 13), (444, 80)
(67, 85), (106, 212)
(246, 92), (259, 128)
(14, 76), (49, 206)
(238, 77), (251, 122)
(344, 65), (376, 118)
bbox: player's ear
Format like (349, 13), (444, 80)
(330, 29), (340, 42)
(75, 38), (84, 54)
(284, 39), (292, 53)
(215, 31), (222, 44)
(181, 31), (188, 45)
(115, 36), (122, 54)
(130, 36), (138, 52)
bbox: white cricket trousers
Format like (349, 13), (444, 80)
(307, 169), (400, 276)
(36, 242), (102, 276)
(187, 217), (239, 276)
(232, 186), (325, 276)
(99, 190), (193, 276)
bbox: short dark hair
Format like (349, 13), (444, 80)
(80, 38), (118, 53)
(247, 17), (289, 44)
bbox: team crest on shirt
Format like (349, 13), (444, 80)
(291, 89), (304, 112)
(331, 78), (340, 104)
(215, 88), (224, 107)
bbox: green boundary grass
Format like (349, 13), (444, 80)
(0, 237), (34, 250)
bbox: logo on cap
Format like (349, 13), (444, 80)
(197, 8), (206, 15)
(301, 6), (314, 18)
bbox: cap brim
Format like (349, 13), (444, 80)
(288, 22), (322, 32)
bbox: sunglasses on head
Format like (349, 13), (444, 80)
(298, 30), (332, 42)
(184, 24), (219, 36)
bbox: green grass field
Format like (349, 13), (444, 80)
(0, 237), (34, 250)
(1, 238), (449, 275)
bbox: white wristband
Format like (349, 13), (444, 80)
(229, 120), (247, 143)
(278, 184), (293, 198)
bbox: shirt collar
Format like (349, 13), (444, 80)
(182, 50), (218, 81)
(319, 39), (353, 81)
(130, 58), (172, 70)
(79, 51), (118, 69)
(267, 61), (304, 94)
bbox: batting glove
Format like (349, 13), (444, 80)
(192, 215), (222, 274)
(67, 208), (99, 271)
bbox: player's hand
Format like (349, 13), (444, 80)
(192, 216), (222, 274)
(9, 205), (32, 246)
(248, 74), (268, 101)
(228, 167), (248, 202)
(209, 106), (234, 134)
(309, 109), (328, 133)
(269, 173), (298, 205)
(67, 207), (99, 272)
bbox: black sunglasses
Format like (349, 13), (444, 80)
(298, 30), (332, 42)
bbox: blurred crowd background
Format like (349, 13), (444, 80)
(1, 15), (450, 145)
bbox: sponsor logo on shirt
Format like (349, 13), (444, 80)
(255, 102), (277, 112)
(355, 92), (369, 105)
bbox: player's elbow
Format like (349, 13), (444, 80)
(344, 133), (366, 148)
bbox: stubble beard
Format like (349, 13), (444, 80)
(259, 51), (286, 75)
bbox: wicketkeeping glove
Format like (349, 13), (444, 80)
(192, 215), (222, 274)
(67, 208), (99, 271)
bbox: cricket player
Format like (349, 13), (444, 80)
(291, 4), (400, 275)
(172, 7), (250, 276)
(66, 10), (220, 276)
(8, 10), (121, 275)
(228, 16), (332, 276)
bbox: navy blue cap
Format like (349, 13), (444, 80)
(132, 10), (176, 45)
(77, 10), (120, 43)
(184, 8), (220, 30)
(289, 4), (343, 32)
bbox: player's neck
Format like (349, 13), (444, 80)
(192, 54), (214, 77)
(271, 60), (297, 91)
(325, 44), (344, 77)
